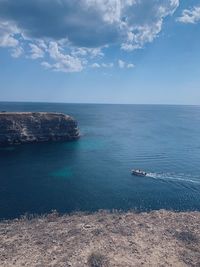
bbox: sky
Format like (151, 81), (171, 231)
(0, 0), (200, 104)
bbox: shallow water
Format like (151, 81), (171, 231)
(0, 102), (200, 219)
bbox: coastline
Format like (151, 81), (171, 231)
(1, 210), (200, 267)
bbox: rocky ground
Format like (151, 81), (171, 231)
(0, 210), (200, 267)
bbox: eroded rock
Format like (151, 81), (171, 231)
(0, 112), (80, 146)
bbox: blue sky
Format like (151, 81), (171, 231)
(0, 0), (200, 104)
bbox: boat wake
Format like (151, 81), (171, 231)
(146, 172), (200, 185)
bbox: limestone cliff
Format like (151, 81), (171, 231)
(0, 112), (80, 146)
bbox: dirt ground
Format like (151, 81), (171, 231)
(0, 210), (200, 267)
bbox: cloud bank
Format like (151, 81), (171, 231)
(0, 0), (179, 72)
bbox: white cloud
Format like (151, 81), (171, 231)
(89, 48), (105, 58)
(0, 20), (23, 58)
(102, 62), (114, 68)
(127, 63), (135, 68)
(0, 21), (19, 48)
(118, 59), (125, 68)
(0, 0), (180, 72)
(121, 0), (179, 51)
(92, 62), (121, 69)
(29, 43), (44, 59)
(41, 61), (52, 69)
(177, 5), (200, 24)
(11, 46), (23, 58)
(118, 59), (134, 69)
(47, 42), (84, 73)
(91, 63), (101, 68)
(72, 47), (104, 59)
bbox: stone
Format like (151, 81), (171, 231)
(0, 112), (80, 146)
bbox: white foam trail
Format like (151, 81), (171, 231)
(146, 172), (200, 185)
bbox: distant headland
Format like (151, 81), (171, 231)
(0, 112), (80, 146)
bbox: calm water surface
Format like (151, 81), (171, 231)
(0, 102), (200, 219)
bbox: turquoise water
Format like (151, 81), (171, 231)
(0, 102), (200, 219)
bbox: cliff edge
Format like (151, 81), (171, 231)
(0, 112), (80, 146)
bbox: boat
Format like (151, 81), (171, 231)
(131, 169), (147, 176)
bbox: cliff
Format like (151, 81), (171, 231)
(0, 112), (79, 146)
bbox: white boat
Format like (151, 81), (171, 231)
(131, 169), (147, 176)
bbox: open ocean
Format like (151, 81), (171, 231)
(0, 102), (200, 219)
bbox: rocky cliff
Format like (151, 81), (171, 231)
(0, 112), (80, 146)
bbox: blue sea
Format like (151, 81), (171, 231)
(1, 102), (200, 219)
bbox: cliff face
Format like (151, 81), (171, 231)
(0, 112), (80, 146)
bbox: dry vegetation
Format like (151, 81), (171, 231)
(0, 210), (200, 267)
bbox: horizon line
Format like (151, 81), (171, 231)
(0, 100), (200, 107)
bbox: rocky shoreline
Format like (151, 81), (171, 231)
(0, 112), (80, 146)
(0, 210), (199, 267)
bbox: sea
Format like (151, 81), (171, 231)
(0, 102), (200, 219)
